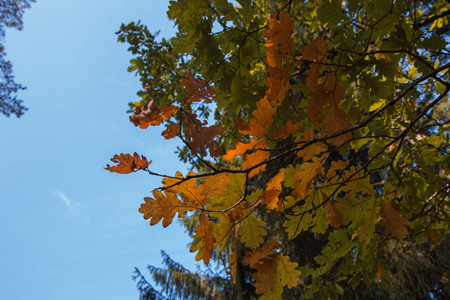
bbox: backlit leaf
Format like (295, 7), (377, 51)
(139, 189), (196, 227)
(105, 152), (151, 174)
(380, 199), (411, 240)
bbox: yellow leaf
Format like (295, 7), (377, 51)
(326, 160), (349, 179)
(354, 198), (381, 243)
(238, 213), (267, 248)
(277, 253), (301, 289)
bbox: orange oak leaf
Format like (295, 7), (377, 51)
(163, 172), (230, 208)
(161, 123), (180, 139)
(180, 72), (215, 104)
(242, 147), (270, 178)
(257, 189), (280, 210)
(105, 152), (151, 174)
(301, 36), (328, 61)
(227, 246), (238, 284)
(242, 241), (300, 296)
(233, 96), (276, 139)
(377, 262), (387, 283)
(252, 97), (277, 131)
(265, 63), (293, 105)
(267, 169), (285, 191)
(256, 170), (286, 210)
(317, 102), (352, 146)
(265, 47), (282, 68)
(163, 171), (203, 206)
(184, 111), (224, 157)
(272, 120), (303, 140)
(285, 156), (324, 198)
(242, 240), (281, 267)
(380, 199), (411, 240)
(296, 130), (328, 161)
(129, 100), (163, 128)
(223, 138), (262, 161)
(198, 172), (231, 206)
(327, 160), (350, 179)
(160, 103), (179, 120)
(139, 189), (196, 227)
(324, 200), (343, 228)
(252, 252), (278, 295)
(190, 211), (216, 264)
(264, 11), (294, 56)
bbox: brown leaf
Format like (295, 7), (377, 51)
(264, 11), (294, 55)
(324, 200), (343, 228)
(301, 36), (328, 61)
(252, 253), (278, 295)
(184, 111), (224, 157)
(380, 199), (411, 240)
(161, 123), (180, 139)
(129, 101), (163, 128)
(272, 120), (303, 140)
(180, 72), (215, 104)
(105, 152), (151, 174)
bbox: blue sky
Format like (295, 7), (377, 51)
(0, 1), (199, 299)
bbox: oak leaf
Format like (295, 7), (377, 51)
(139, 190), (195, 227)
(326, 160), (350, 179)
(252, 253), (278, 295)
(184, 111), (224, 157)
(257, 189), (281, 211)
(265, 11), (294, 56)
(301, 36), (328, 61)
(105, 152), (151, 174)
(129, 100), (163, 128)
(277, 253), (301, 289)
(296, 130), (328, 161)
(284, 156), (324, 198)
(354, 198), (381, 243)
(159, 103), (179, 120)
(163, 172), (230, 208)
(180, 72), (215, 104)
(317, 102), (352, 146)
(190, 212), (216, 264)
(272, 120), (303, 140)
(243, 243), (300, 297)
(265, 63), (293, 105)
(324, 200), (343, 228)
(161, 123), (180, 139)
(242, 240), (281, 267)
(238, 213), (267, 248)
(380, 199), (411, 240)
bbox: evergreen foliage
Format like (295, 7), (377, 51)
(0, 0), (34, 117)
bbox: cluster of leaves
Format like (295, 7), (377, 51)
(0, 0), (34, 118)
(108, 0), (450, 299)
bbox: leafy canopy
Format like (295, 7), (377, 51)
(108, 0), (450, 298)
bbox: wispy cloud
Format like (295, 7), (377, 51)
(48, 187), (89, 225)
(49, 187), (72, 208)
